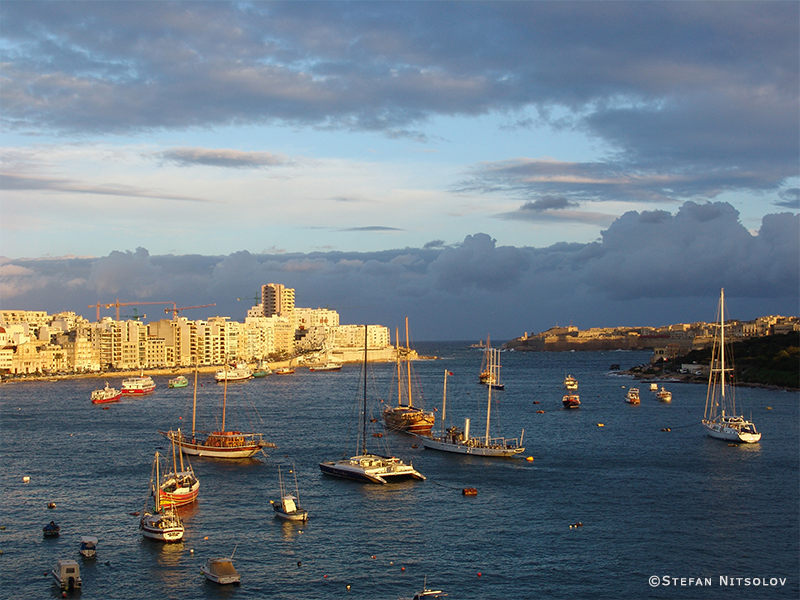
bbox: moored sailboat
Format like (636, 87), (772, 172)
(159, 429), (199, 506)
(160, 360), (274, 459)
(478, 336), (504, 389)
(271, 465), (308, 521)
(420, 364), (525, 458)
(139, 452), (185, 542)
(320, 326), (426, 484)
(382, 319), (435, 435)
(702, 288), (761, 444)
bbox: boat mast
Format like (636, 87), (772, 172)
(222, 358), (228, 432)
(177, 428), (185, 472)
(485, 349), (493, 443)
(362, 325), (368, 456)
(396, 327), (402, 407)
(154, 452), (161, 512)
(720, 288), (726, 418)
(405, 317), (413, 407)
(441, 369), (448, 437)
(192, 357), (198, 437)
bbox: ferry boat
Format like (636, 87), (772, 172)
(91, 383), (122, 403)
(308, 362), (342, 372)
(121, 374), (156, 395)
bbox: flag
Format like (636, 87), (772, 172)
(448, 371), (454, 375)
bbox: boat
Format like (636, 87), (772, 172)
(650, 382), (658, 392)
(271, 465), (308, 521)
(400, 577), (447, 600)
(383, 318), (435, 435)
(79, 536), (98, 558)
(214, 362), (252, 382)
(120, 373), (156, 395)
(252, 365), (271, 377)
(168, 375), (188, 388)
(563, 374), (578, 391)
(159, 429), (199, 506)
(562, 393), (581, 409)
(419, 365), (525, 457)
(91, 383), (122, 404)
(478, 335), (504, 389)
(274, 366), (295, 375)
(624, 387), (640, 405)
(43, 521), (60, 537)
(702, 288), (761, 444)
(52, 559), (81, 591)
(309, 362), (342, 372)
(201, 547), (241, 585)
(160, 361), (274, 459)
(656, 387), (672, 402)
(320, 326), (426, 484)
(139, 452), (185, 542)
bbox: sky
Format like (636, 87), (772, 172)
(1, 1), (798, 340)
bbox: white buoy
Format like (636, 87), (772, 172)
(23, 476), (30, 483)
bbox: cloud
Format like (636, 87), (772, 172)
(156, 147), (291, 169)
(4, 202), (795, 339)
(776, 188), (800, 209)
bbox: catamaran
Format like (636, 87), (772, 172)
(702, 288), (761, 443)
(320, 326), (426, 484)
(420, 361), (525, 457)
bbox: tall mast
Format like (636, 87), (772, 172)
(720, 288), (726, 417)
(396, 327), (402, 407)
(405, 317), (412, 407)
(222, 358), (228, 431)
(485, 349), (493, 442)
(441, 369), (448, 437)
(362, 325), (368, 455)
(191, 357), (198, 437)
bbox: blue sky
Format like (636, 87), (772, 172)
(1, 1), (798, 339)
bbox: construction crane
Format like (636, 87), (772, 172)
(88, 302), (105, 321)
(103, 300), (173, 321)
(165, 303), (216, 319)
(120, 308), (147, 321)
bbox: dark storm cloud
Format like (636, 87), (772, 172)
(3, 202), (796, 339)
(2, 1), (797, 204)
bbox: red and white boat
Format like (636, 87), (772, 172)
(562, 394), (581, 409)
(121, 374), (156, 395)
(91, 383), (122, 404)
(160, 431), (199, 506)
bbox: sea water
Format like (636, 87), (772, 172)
(1, 343), (797, 599)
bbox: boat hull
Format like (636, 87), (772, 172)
(383, 405), (435, 434)
(319, 454), (426, 484)
(201, 559), (241, 585)
(121, 376), (156, 395)
(160, 471), (200, 506)
(703, 420), (762, 444)
(159, 430), (270, 459)
(419, 435), (524, 457)
(562, 395), (581, 409)
(140, 512), (184, 542)
(273, 506), (309, 521)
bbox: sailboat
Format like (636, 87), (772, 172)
(159, 429), (199, 506)
(702, 288), (761, 444)
(420, 362), (525, 457)
(478, 335), (504, 389)
(271, 465), (308, 521)
(139, 452), (185, 542)
(382, 318), (435, 434)
(319, 326), (426, 484)
(160, 359), (274, 459)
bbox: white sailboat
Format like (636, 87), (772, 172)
(319, 326), (426, 484)
(420, 360), (525, 457)
(271, 464), (308, 521)
(139, 452), (185, 542)
(160, 359), (274, 459)
(702, 288), (761, 444)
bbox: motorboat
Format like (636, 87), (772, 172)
(214, 363), (252, 382)
(168, 375), (188, 388)
(272, 465), (308, 521)
(201, 548), (241, 585)
(400, 577), (447, 599)
(656, 387), (672, 402)
(308, 362), (342, 372)
(121, 373), (156, 395)
(79, 536), (98, 558)
(91, 383), (121, 403)
(624, 388), (640, 405)
(52, 559), (81, 591)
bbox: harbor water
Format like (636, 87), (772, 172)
(1, 343), (798, 599)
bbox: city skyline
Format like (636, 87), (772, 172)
(1, 2), (798, 340)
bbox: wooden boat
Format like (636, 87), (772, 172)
(139, 452), (184, 542)
(272, 465), (308, 521)
(159, 430), (199, 506)
(624, 388), (640, 405)
(91, 383), (121, 403)
(419, 366), (525, 457)
(168, 375), (188, 388)
(79, 536), (98, 558)
(201, 549), (241, 585)
(320, 326), (426, 484)
(562, 394), (581, 409)
(160, 360), (274, 459)
(563, 374), (578, 391)
(52, 559), (81, 591)
(382, 318), (434, 435)
(702, 288), (761, 443)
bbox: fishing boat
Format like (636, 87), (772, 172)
(562, 393), (581, 409)
(79, 536), (98, 558)
(624, 387), (640, 405)
(214, 363), (251, 382)
(400, 577), (447, 600)
(309, 362), (342, 372)
(160, 429), (199, 506)
(419, 366), (525, 457)
(52, 559), (81, 591)
(160, 361), (274, 459)
(274, 366), (295, 375)
(139, 452), (185, 542)
(656, 387), (672, 402)
(563, 374), (578, 391)
(271, 465), (308, 521)
(702, 288), (761, 444)
(252, 363), (271, 377)
(320, 326), (426, 484)
(168, 375), (188, 388)
(121, 373), (155, 395)
(91, 383), (121, 403)
(478, 336), (504, 389)
(383, 318), (435, 435)
(201, 547), (241, 585)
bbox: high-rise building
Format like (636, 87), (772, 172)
(261, 284), (295, 318)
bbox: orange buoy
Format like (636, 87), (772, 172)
(462, 487), (478, 496)
(526, 456), (534, 462)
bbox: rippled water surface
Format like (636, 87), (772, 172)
(1, 344), (798, 599)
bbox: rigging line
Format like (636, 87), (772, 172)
(661, 421), (701, 430)
(426, 478), (467, 491)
